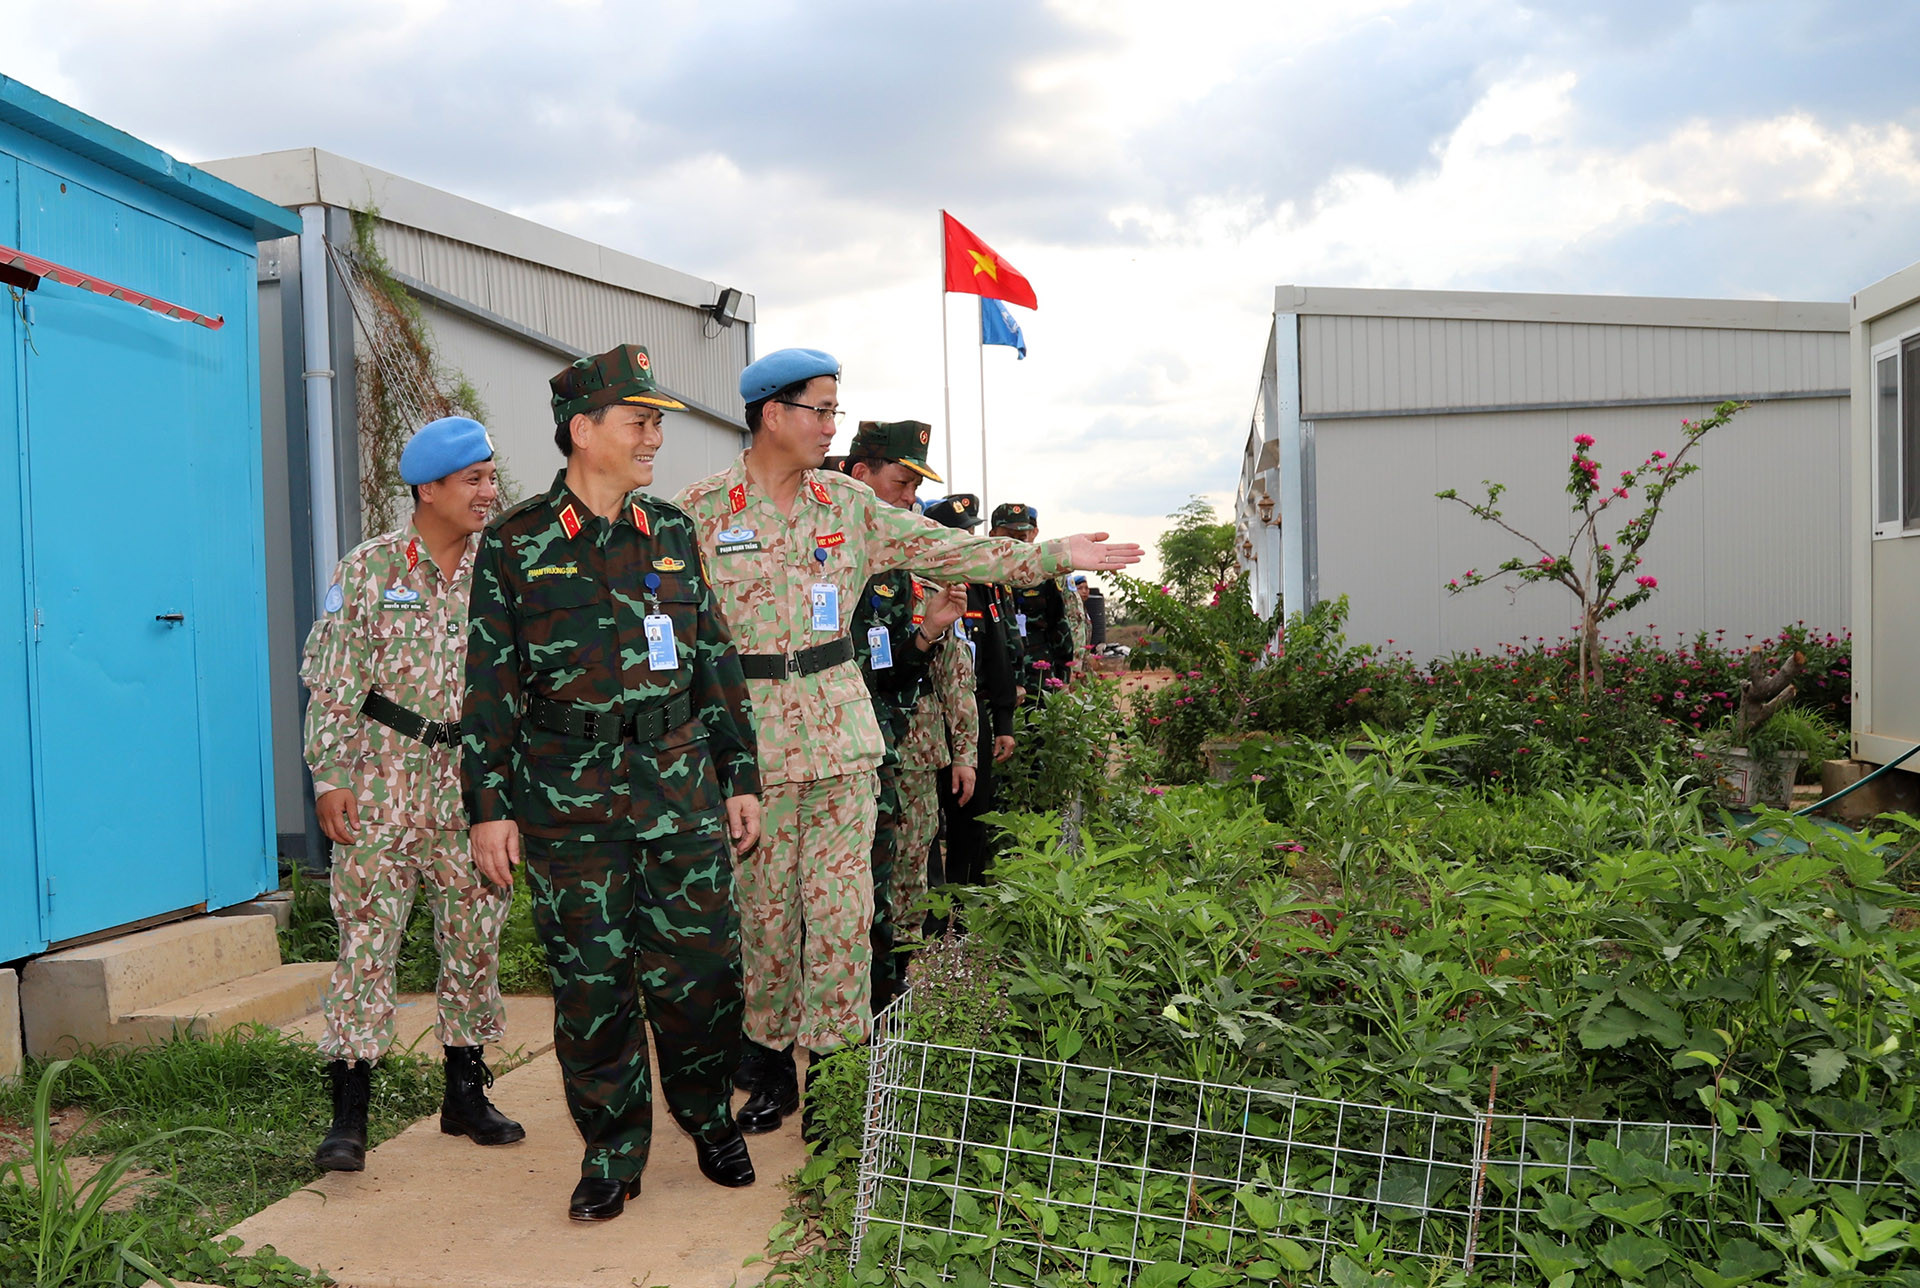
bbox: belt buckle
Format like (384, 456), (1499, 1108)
(786, 653), (801, 676)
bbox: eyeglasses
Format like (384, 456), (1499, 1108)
(774, 399), (845, 424)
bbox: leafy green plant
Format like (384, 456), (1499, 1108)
(997, 674), (1129, 815)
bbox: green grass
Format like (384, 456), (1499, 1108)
(0, 1030), (443, 1286)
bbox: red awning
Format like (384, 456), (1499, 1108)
(0, 242), (224, 330)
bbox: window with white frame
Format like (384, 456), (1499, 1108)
(1872, 331), (1920, 538)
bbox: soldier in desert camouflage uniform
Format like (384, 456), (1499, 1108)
(675, 350), (1143, 1133)
(462, 346), (763, 1223)
(894, 597), (979, 928)
(300, 416), (524, 1174)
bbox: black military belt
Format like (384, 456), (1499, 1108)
(360, 691), (462, 747)
(739, 636), (855, 680)
(528, 689), (694, 745)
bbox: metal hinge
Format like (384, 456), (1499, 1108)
(32, 606), (42, 641)
(45, 876), (55, 900)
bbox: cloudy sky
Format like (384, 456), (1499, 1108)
(16, 1), (1920, 561)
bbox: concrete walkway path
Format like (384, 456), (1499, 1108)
(243, 995), (806, 1288)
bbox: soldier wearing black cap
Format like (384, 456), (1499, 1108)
(991, 502), (1083, 697)
(834, 423), (966, 1011)
(925, 494), (1021, 888)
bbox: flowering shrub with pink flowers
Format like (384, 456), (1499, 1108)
(1438, 401), (1745, 697)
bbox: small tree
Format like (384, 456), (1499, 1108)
(1436, 400), (1745, 698)
(1157, 496), (1238, 606)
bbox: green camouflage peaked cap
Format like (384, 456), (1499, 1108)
(849, 419), (942, 482)
(550, 344), (687, 425)
(991, 501), (1037, 530)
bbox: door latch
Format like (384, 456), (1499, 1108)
(156, 612), (185, 624)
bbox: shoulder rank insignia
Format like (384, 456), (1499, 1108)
(808, 478), (831, 505)
(653, 556), (686, 572)
(559, 503), (582, 539)
(630, 502), (651, 536)
(728, 483), (747, 514)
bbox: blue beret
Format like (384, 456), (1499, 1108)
(740, 347), (840, 404)
(400, 416), (494, 485)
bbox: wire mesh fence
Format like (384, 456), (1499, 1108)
(851, 991), (1902, 1286)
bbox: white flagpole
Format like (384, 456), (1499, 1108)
(978, 303), (989, 515)
(940, 210), (954, 487)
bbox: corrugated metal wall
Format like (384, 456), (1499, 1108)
(1300, 315), (1848, 417)
(373, 221), (748, 418)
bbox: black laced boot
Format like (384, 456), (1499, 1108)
(314, 1058), (372, 1172)
(440, 1045), (526, 1146)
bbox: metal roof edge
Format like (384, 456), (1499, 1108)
(200, 147), (754, 320)
(0, 76), (301, 241)
(1851, 259), (1920, 326)
(1272, 284), (1846, 333)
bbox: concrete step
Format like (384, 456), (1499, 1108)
(1, 968), (20, 1081)
(124, 962), (333, 1043)
(21, 913), (305, 1057)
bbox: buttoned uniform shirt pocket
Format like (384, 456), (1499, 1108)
(513, 574), (620, 827)
(356, 606), (441, 808)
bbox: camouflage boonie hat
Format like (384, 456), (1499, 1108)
(850, 419), (941, 483)
(550, 344), (687, 425)
(991, 501), (1037, 531)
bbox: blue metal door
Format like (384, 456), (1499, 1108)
(0, 153), (41, 960)
(18, 163), (207, 941)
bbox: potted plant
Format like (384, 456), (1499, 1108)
(1695, 644), (1807, 808)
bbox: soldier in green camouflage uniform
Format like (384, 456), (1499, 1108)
(462, 346), (763, 1223)
(676, 350), (1142, 1133)
(301, 415), (524, 1173)
(836, 423), (969, 1012)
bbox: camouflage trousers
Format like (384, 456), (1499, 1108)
(869, 765), (903, 1012)
(737, 774), (879, 1052)
(523, 830), (742, 1183)
(891, 768), (941, 931)
(320, 824), (508, 1062)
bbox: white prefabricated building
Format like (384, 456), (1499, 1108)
(199, 149), (756, 861)
(1236, 286), (1850, 666)
(1847, 259), (1920, 766)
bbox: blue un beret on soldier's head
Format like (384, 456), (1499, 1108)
(740, 347), (841, 404)
(400, 416), (495, 485)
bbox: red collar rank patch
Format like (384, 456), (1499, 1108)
(559, 503), (582, 539)
(807, 478), (831, 505)
(728, 483), (747, 514)
(405, 536), (420, 573)
(630, 502), (651, 536)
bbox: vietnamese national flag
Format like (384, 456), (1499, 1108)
(942, 212), (1038, 309)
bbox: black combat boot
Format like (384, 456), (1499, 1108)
(693, 1121), (757, 1188)
(568, 1174), (642, 1222)
(440, 1045), (526, 1146)
(314, 1058), (372, 1172)
(736, 1044), (799, 1134)
(733, 1038), (784, 1095)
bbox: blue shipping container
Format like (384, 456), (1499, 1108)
(0, 77), (300, 958)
